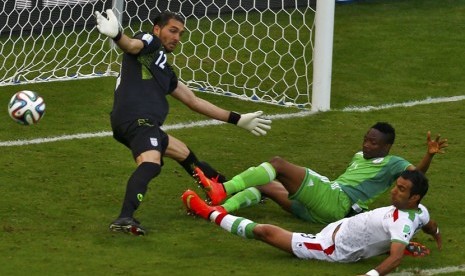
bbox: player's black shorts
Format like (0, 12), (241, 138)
(112, 118), (169, 159)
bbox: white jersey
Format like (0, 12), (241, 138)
(291, 204), (430, 262)
(334, 204), (430, 262)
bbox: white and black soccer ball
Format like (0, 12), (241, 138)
(8, 90), (46, 125)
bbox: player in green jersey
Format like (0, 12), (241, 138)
(192, 122), (448, 224)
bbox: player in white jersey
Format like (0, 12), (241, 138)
(183, 170), (442, 276)
(292, 204), (430, 262)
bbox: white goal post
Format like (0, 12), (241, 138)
(0, 0), (333, 110)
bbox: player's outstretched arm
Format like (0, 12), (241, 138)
(414, 131), (448, 173)
(171, 81), (272, 136)
(94, 9), (143, 55)
(422, 219), (442, 250)
(360, 242), (405, 276)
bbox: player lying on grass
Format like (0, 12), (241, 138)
(94, 10), (271, 235)
(182, 170), (442, 276)
(194, 122), (447, 224)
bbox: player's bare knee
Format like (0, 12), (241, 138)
(269, 156), (286, 171)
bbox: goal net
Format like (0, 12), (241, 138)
(0, 0), (332, 109)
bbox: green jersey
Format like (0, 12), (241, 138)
(339, 151), (411, 210)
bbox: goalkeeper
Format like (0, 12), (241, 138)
(94, 10), (272, 235)
(194, 122), (447, 224)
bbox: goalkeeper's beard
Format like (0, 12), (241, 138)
(163, 42), (178, 53)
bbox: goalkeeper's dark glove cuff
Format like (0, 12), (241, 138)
(227, 111), (241, 125)
(112, 30), (122, 42)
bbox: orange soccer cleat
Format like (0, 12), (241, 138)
(404, 241), (430, 257)
(182, 189), (227, 220)
(194, 166), (227, 205)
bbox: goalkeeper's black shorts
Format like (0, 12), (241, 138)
(112, 118), (169, 159)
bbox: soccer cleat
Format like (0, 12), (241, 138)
(194, 166), (227, 205)
(404, 241), (430, 257)
(109, 217), (146, 236)
(182, 189), (227, 220)
(195, 161), (228, 183)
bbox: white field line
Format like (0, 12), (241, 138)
(1, 95), (464, 147)
(341, 95), (465, 112)
(389, 264), (465, 276)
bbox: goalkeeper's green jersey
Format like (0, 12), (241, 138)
(339, 151), (411, 210)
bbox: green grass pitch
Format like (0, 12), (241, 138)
(1, 0), (465, 275)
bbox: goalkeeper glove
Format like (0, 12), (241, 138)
(229, 111), (272, 136)
(95, 9), (121, 41)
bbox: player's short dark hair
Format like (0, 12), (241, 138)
(372, 122), (395, 144)
(152, 11), (185, 28)
(401, 170), (429, 203)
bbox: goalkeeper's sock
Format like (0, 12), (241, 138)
(178, 149), (200, 176)
(222, 187), (262, 213)
(223, 162), (276, 194)
(119, 162), (161, 218)
(209, 211), (257, 239)
(178, 149), (227, 182)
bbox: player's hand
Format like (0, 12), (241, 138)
(426, 131), (448, 155)
(94, 9), (120, 38)
(237, 111), (272, 136)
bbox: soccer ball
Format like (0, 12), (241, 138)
(8, 90), (46, 125)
